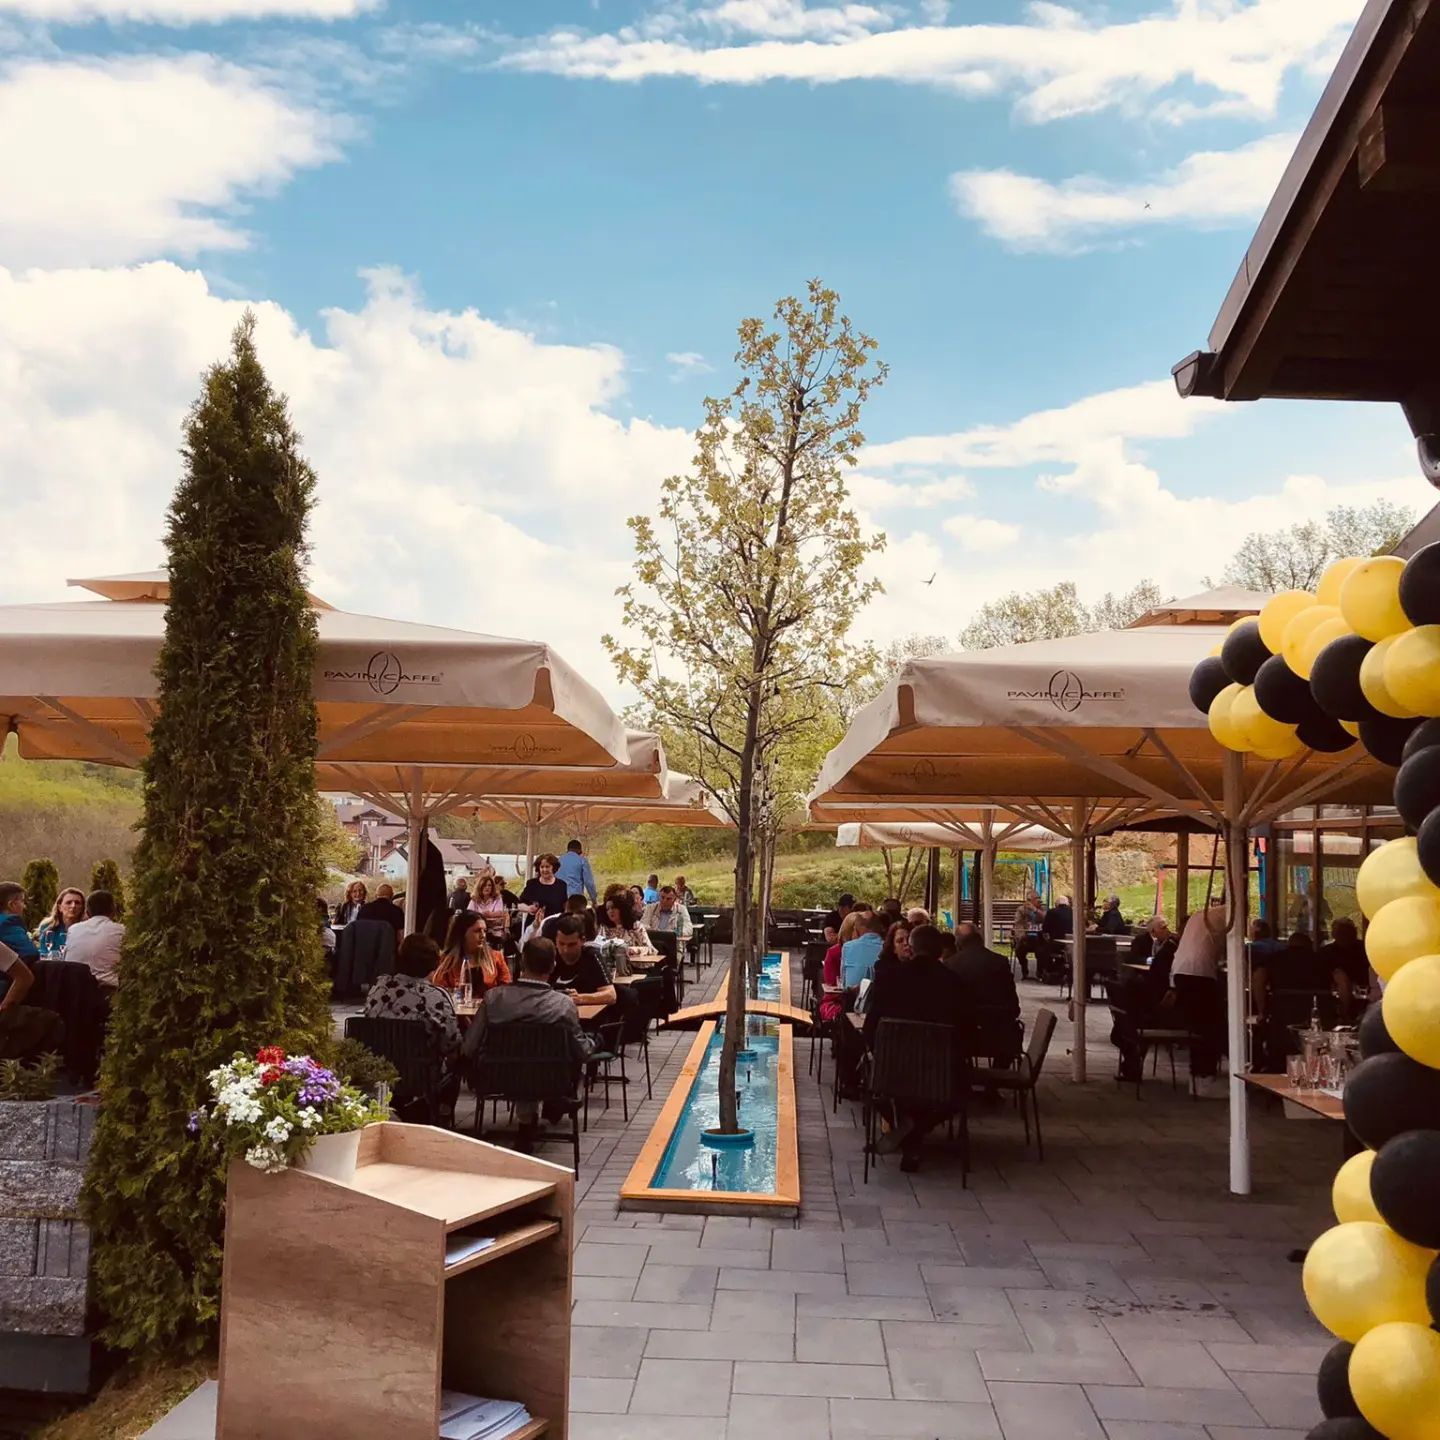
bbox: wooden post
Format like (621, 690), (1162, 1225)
(524, 802), (538, 888)
(1177, 830), (1191, 931)
(951, 848), (963, 929)
(981, 840), (996, 948)
(1070, 805), (1087, 1084)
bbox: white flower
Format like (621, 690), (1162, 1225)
(263, 1116), (292, 1144)
(298, 1108), (319, 1130)
(244, 1143), (286, 1173)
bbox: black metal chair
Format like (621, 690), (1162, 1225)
(1061, 937), (1121, 1001)
(583, 1016), (629, 1125)
(465, 1020), (582, 1172)
(645, 929), (683, 1003)
(343, 1016), (451, 1126)
(627, 974), (667, 1099)
(973, 1008), (1058, 1159)
(862, 1018), (968, 1184)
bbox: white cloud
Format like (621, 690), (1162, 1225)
(0, 56), (347, 267)
(849, 469), (973, 509)
(499, 0), (1364, 124)
(690, 0), (893, 40)
(0, 263), (692, 692)
(952, 131), (1297, 251)
(0, 0), (374, 20)
(940, 514), (1021, 549)
(666, 350), (714, 379)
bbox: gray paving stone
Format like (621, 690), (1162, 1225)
(734, 1360), (891, 1399)
(926, 1286), (1023, 1326)
(710, 1288), (797, 1333)
(796, 1317), (886, 1365)
(725, 1393), (832, 1440)
(633, 1263), (720, 1304)
(1101, 1421), (1209, 1439)
(830, 1396), (1002, 1438)
(571, 1417), (726, 1440)
(572, 1275), (637, 1301)
(799, 1293), (935, 1322)
(889, 1348), (989, 1402)
(922, 1263), (1051, 1289)
(574, 1243), (648, 1278)
(570, 1299), (711, 1330)
(772, 1232), (846, 1272)
(1205, 1430), (1307, 1440)
(1084, 1386), (1264, 1426)
(571, 1326), (648, 1379)
(989, 1381), (1105, 1440)
(845, 1260), (928, 1296)
(883, 1318), (1029, 1353)
(1226, 1372), (1323, 1428)
(569, 1377), (633, 1413)
(1203, 1342), (1329, 1375)
(629, 1357), (733, 1416)
(1114, 1341), (1235, 1391)
(979, 1348), (1137, 1386)
(718, 1267), (846, 1295)
(648, 1328), (790, 1361)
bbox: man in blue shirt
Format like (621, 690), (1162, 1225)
(555, 840), (596, 903)
(642, 873), (661, 904)
(841, 911), (886, 989)
(0, 883), (39, 962)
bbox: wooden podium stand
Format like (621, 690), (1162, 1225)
(216, 1123), (573, 1440)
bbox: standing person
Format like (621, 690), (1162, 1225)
(432, 910), (511, 996)
(823, 893), (856, 935)
(642, 885), (693, 942)
(0, 883), (39, 962)
(520, 855), (568, 926)
(674, 875), (697, 909)
(1171, 900), (1228, 1095)
(556, 840), (598, 904)
(0, 939), (65, 1061)
(36, 888), (86, 956)
(334, 880), (367, 927)
(449, 877), (473, 912)
(642, 873), (661, 905)
(358, 883), (404, 936)
(1010, 891), (1046, 980)
(64, 891), (125, 992)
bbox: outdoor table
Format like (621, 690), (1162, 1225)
(1240, 1071), (1344, 1120)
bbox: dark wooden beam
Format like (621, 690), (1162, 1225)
(1359, 103), (1440, 190)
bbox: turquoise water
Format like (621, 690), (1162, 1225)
(650, 954), (786, 1195)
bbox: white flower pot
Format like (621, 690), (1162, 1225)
(293, 1128), (361, 1183)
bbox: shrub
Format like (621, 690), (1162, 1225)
(20, 859), (58, 931)
(89, 859), (126, 920)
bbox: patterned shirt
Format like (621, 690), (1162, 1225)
(364, 973), (462, 1058)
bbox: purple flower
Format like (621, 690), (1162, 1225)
(297, 1064), (341, 1107)
(187, 1111), (202, 1134)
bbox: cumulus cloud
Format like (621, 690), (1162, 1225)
(0, 0), (374, 19)
(0, 262), (692, 689)
(689, 0), (894, 40)
(0, 55), (348, 267)
(952, 131), (1298, 251)
(666, 350), (714, 379)
(498, 0), (1363, 124)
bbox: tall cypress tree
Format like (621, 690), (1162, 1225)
(84, 313), (332, 1357)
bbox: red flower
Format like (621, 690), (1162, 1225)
(256, 1046), (286, 1066)
(259, 1068), (282, 1087)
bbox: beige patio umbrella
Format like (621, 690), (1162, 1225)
(454, 771), (730, 833)
(808, 611), (1390, 1193)
(0, 575), (630, 928)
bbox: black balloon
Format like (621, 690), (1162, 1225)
(1372, 1130), (1440, 1249)
(1420, 807), (1440, 890)
(1429, 1253), (1440, 1327)
(1221, 619), (1271, 686)
(1344, 1052), (1440, 1149)
(1307, 1419), (1384, 1440)
(1358, 714), (1421, 767)
(1403, 717), (1440, 765)
(1310, 635), (1379, 723)
(1188, 656), (1231, 715)
(1317, 1340), (1359, 1419)
(1359, 1001), (1400, 1059)
(1396, 745), (1440, 832)
(1298, 712), (1356, 754)
(1400, 541), (1440, 626)
(1255, 654), (1321, 724)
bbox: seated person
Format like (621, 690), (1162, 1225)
(1134, 917), (1178, 988)
(64, 890), (125, 992)
(542, 893), (596, 942)
(334, 880), (367, 927)
(432, 910), (511, 996)
(1037, 895), (1074, 982)
(462, 937), (594, 1152)
(1320, 917), (1369, 1021)
(597, 892), (654, 955)
(1096, 895), (1128, 936)
(469, 874), (509, 938)
(819, 911), (865, 1023)
(642, 886), (693, 942)
(841, 911), (887, 990)
(0, 883), (39, 962)
(1010, 892), (1046, 980)
(364, 934), (461, 1061)
(874, 921), (912, 984)
(36, 888), (86, 956)
(862, 924), (966, 1172)
(673, 875), (698, 909)
(551, 918), (618, 1012)
(948, 920), (1022, 1063)
(0, 938), (66, 1062)
(358, 882), (405, 936)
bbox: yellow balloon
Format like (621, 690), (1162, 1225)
(1384, 624), (1440, 718)
(1207, 644), (1222, 658)
(1253, 733), (1304, 761)
(1382, 953), (1440, 1071)
(1295, 615), (1352, 681)
(1333, 1150), (1383, 1225)
(1318, 556), (1366, 608)
(1302, 1222), (1435, 1342)
(1281, 604), (1342, 675)
(1231, 685), (1296, 753)
(1341, 556), (1411, 642)
(1341, 719), (1361, 737)
(1207, 683), (1247, 752)
(1356, 837), (1440, 919)
(1360, 633), (1419, 719)
(1351, 1321), (1440, 1440)
(1367, 895), (1440, 982)
(1257, 590), (1317, 652)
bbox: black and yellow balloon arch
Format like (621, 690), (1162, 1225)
(1188, 543), (1440, 1440)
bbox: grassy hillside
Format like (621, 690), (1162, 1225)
(0, 738), (141, 888)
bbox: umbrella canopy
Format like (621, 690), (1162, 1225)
(455, 772), (730, 830)
(0, 595), (628, 772)
(835, 820), (1066, 853)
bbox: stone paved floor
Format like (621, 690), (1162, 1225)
(564, 951), (1337, 1440)
(143, 950), (1339, 1440)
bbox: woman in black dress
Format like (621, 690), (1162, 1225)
(520, 854), (567, 924)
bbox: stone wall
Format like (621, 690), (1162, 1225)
(0, 1098), (96, 1344)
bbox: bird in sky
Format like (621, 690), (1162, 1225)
(1143, 202), (1152, 210)
(923, 573), (936, 585)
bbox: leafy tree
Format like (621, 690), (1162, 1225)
(608, 281), (884, 1133)
(959, 580), (1089, 649)
(89, 858), (126, 919)
(1090, 579), (1166, 631)
(315, 797), (364, 874)
(84, 314), (332, 1359)
(837, 632), (948, 722)
(20, 859), (58, 931)
(1217, 501), (1414, 591)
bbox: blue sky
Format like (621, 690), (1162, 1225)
(0, 0), (1424, 695)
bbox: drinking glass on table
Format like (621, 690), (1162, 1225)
(459, 980), (473, 1008)
(1286, 1054), (1308, 1092)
